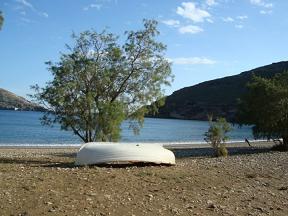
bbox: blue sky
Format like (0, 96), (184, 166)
(0, 0), (287, 98)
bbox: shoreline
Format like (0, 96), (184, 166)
(0, 140), (274, 149)
(0, 140), (275, 161)
(0, 141), (275, 159)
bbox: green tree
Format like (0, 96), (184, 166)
(31, 20), (173, 142)
(0, 11), (4, 30)
(236, 72), (288, 151)
(204, 117), (232, 157)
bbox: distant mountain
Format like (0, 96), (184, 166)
(148, 61), (288, 121)
(0, 88), (45, 111)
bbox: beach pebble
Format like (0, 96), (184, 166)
(207, 201), (216, 209)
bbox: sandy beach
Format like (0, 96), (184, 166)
(0, 141), (287, 216)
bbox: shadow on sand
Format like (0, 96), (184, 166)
(0, 156), (169, 169)
(0, 146), (273, 169)
(170, 146), (271, 158)
(0, 157), (75, 168)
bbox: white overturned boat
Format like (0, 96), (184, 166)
(75, 142), (175, 166)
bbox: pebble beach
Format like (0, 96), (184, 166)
(0, 141), (287, 216)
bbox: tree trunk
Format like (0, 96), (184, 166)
(88, 130), (92, 142)
(283, 136), (288, 151)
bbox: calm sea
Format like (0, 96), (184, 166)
(0, 110), (254, 147)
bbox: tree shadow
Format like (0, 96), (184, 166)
(0, 157), (75, 168)
(171, 146), (271, 158)
(43, 153), (173, 168)
(0, 146), (273, 169)
(42, 161), (172, 169)
(42, 162), (77, 168)
(0, 158), (54, 165)
(0, 156), (172, 169)
(0, 150), (79, 168)
(48, 152), (77, 158)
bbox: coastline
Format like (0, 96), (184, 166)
(0, 141), (275, 160)
(0, 140), (274, 149)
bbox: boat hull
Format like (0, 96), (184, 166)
(75, 142), (175, 166)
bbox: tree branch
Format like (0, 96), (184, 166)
(70, 125), (86, 142)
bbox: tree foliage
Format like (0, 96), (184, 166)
(236, 72), (288, 151)
(31, 20), (173, 142)
(204, 117), (232, 157)
(0, 11), (4, 30)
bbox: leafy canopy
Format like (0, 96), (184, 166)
(32, 19), (173, 142)
(237, 72), (288, 150)
(0, 11), (3, 30)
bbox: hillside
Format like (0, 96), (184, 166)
(0, 88), (44, 111)
(148, 61), (288, 121)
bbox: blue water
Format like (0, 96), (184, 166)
(0, 110), (254, 146)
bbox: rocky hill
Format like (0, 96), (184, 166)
(0, 88), (45, 111)
(148, 61), (288, 121)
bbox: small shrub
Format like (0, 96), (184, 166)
(204, 116), (232, 157)
(217, 144), (228, 157)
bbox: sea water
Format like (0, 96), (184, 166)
(0, 110), (254, 146)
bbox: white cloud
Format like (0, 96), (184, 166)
(250, 0), (273, 8)
(20, 17), (37, 24)
(20, 17), (32, 23)
(260, 10), (272, 14)
(250, 0), (273, 15)
(16, 0), (49, 18)
(221, 15), (248, 28)
(41, 12), (48, 18)
(177, 2), (211, 23)
(168, 57), (216, 65)
(206, 0), (217, 6)
(235, 24), (244, 29)
(222, 17), (234, 22)
(206, 18), (214, 23)
(237, 15), (248, 20)
(162, 19), (180, 27)
(90, 4), (102, 9)
(83, 4), (102, 11)
(16, 0), (33, 9)
(178, 25), (203, 34)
